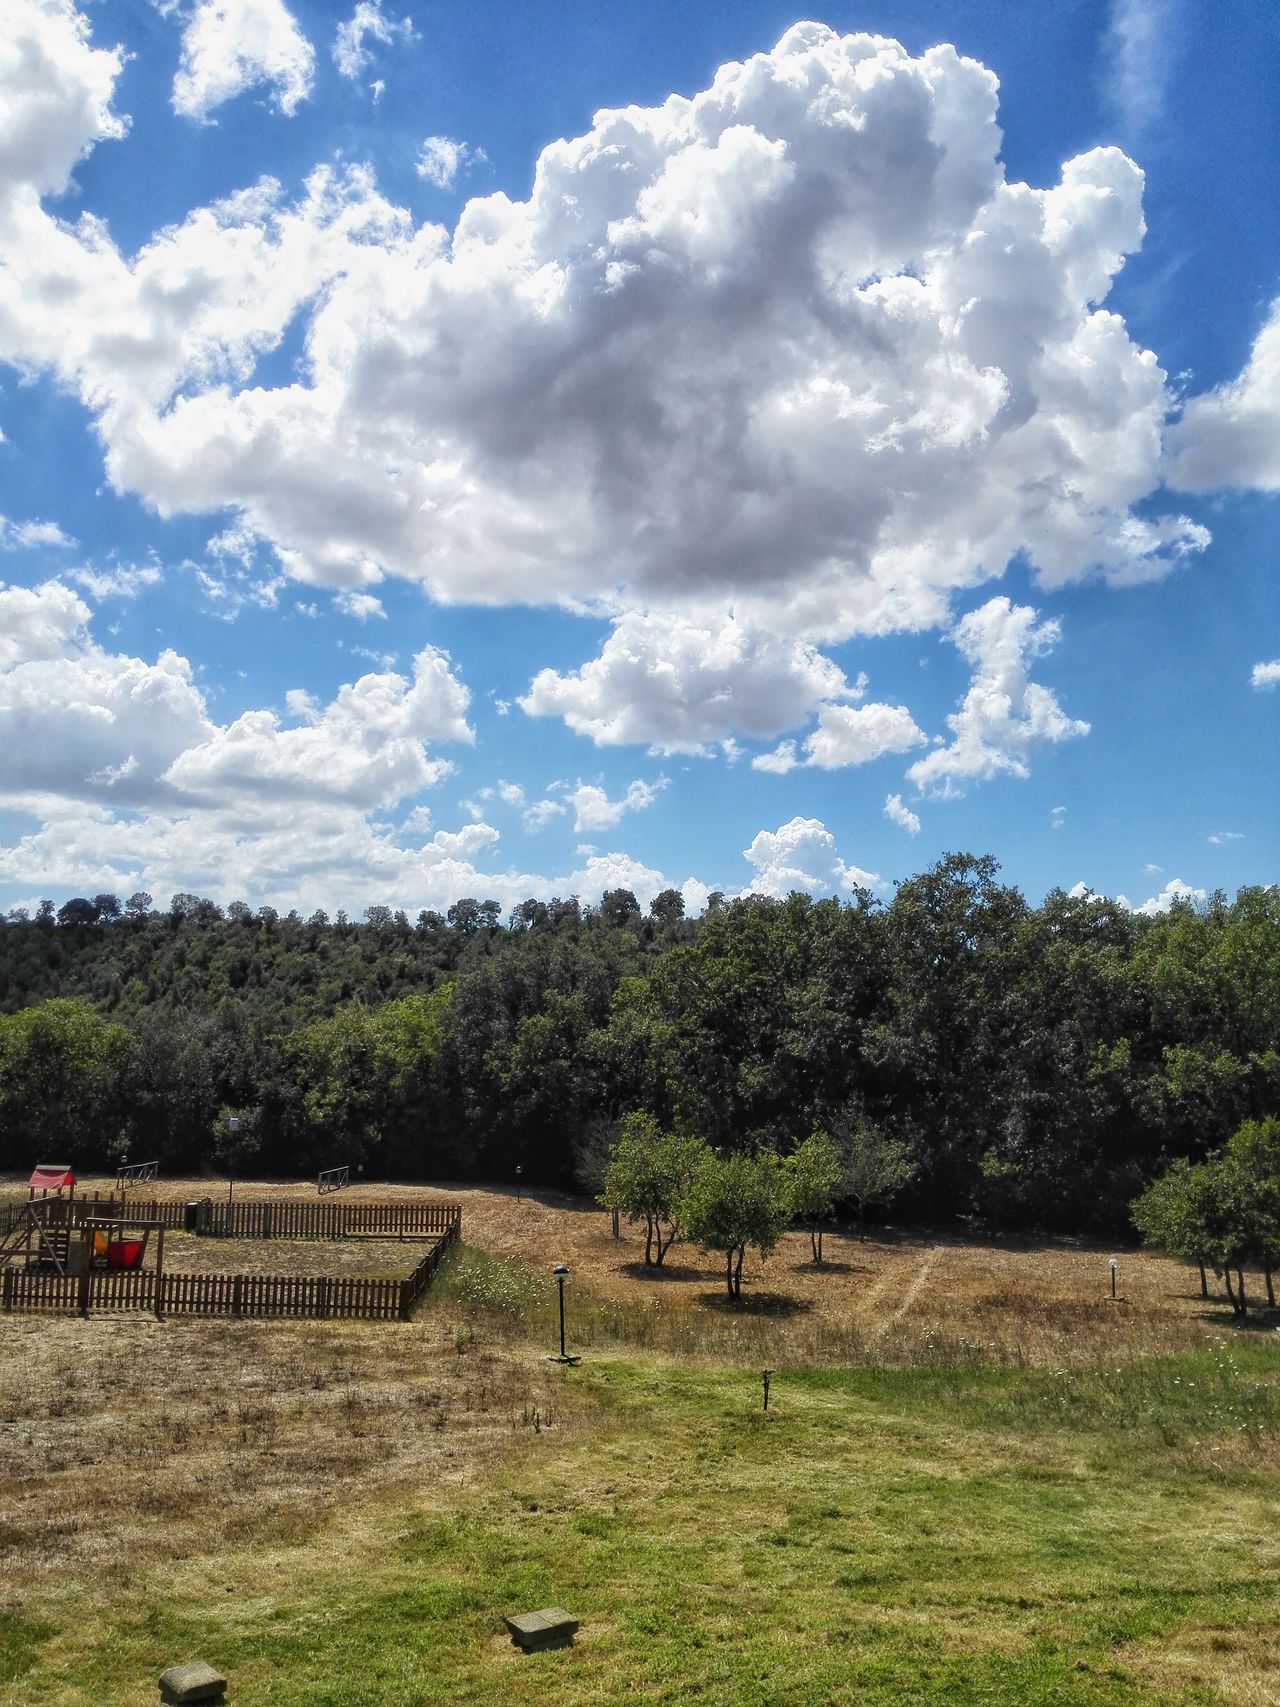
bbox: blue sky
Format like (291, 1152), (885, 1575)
(0, 0), (1275, 918)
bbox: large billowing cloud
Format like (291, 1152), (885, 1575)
(3, 13), (1210, 644)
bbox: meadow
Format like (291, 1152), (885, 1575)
(1, 1179), (1278, 1705)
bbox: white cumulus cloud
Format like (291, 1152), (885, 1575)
(884, 792), (921, 835)
(523, 613), (853, 754)
(906, 598), (1089, 797)
(333, 1), (414, 81)
(742, 816), (879, 899)
(171, 0), (315, 121)
(415, 135), (482, 190)
(1251, 660), (1280, 690)
(567, 778), (664, 833)
(1132, 876), (1206, 915)
(0, 12), (1216, 660)
(1168, 300), (1280, 493)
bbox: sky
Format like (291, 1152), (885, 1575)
(0, 0), (1276, 920)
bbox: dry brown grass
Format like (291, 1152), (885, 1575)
(0, 1306), (585, 1583)
(6, 1171), (1258, 1363)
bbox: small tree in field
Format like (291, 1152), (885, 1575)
(786, 1130), (844, 1264)
(599, 1113), (707, 1266)
(1131, 1156), (1221, 1300)
(838, 1119), (916, 1233)
(1132, 1120), (1280, 1317)
(681, 1150), (791, 1300)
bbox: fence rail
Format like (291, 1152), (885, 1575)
(0, 1248), (450, 1322)
(50, 1196), (460, 1240)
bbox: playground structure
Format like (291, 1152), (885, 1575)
(115, 1160), (159, 1189)
(0, 1165), (461, 1323)
(0, 1166), (80, 1273)
(317, 1164), (349, 1195)
(0, 1168), (169, 1315)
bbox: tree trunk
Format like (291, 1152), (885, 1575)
(611, 1209), (619, 1240)
(644, 1217), (654, 1266)
(725, 1250), (735, 1299)
(1265, 1260), (1275, 1309)
(1237, 1268), (1247, 1316)
(811, 1225), (823, 1264)
(1223, 1266), (1239, 1314)
(1198, 1262), (1208, 1300)
(732, 1246), (745, 1300)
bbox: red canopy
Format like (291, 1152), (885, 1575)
(28, 1165), (74, 1192)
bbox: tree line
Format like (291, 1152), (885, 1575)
(1, 855), (1276, 1238)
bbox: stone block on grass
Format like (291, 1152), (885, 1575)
(158, 1659), (227, 1704)
(503, 1607), (579, 1651)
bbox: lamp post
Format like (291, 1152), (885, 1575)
(1108, 1257), (1118, 1300)
(548, 1263), (580, 1364)
(227, 1116), (240, 1213)
(515, 1165), (523, 1202)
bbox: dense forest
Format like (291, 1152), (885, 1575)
(1, 855), (1276, 1235)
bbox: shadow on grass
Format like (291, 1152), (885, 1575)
(618, 1260), (708, 1282)
(784, 1259), (869, 1276)
(700, 1290), (815, 1317)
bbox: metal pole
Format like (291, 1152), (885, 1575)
(558, 1274), (566, 1359)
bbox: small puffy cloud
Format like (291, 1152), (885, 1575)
(752, 740), (798, 775)
(332, 1), (414, 81)
(907, 598), (1089, 798)
(742, 816), (879, 899)
(567, 778), (664, 833)
(1169, 300), (1280, 493)
(0, 578), (92, 668)
(1132, 876), (1206, 916)
(1207, 831), (1243, 845)
(1251, 660), (1280, 690)
(0, 516), (76, 551)
(884, 792), (921, 835)
(415, 136), (482, 191)
(171, 0), (315, 121)
(334, 589), (386, 621)
(795, 701), (928, 771)
(523, 613), (852, 754)
(1051, 804), (1067, 830)
(71, 562), (162, 600)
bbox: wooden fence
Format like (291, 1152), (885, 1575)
(0, 1218), (459, 1323)
(51, 1196), (461, 1241)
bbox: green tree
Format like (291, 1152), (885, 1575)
(786, 1130), (844, 1263)
(599, 1113), (706, 1266)
(0, 997), (132, 1169)
(681, 1149), (790, 1300)
(1131, 1157), (1221, 1300)
(837, 1118), (917, 1232)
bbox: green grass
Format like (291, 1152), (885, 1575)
(5, 1337), (1279, 1705)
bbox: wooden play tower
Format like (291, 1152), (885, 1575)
(0, 1165), (80, 1273)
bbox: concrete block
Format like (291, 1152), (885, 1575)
(158, 1659), (227, 1704)
(503, 1607), (579, 1651)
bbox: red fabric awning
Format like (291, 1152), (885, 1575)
(28, 1165), (74, 1191)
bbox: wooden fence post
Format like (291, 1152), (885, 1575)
(232, 1275), (243, 1318)
(78, 1263), (91, 1319)
(2, 1267), (12, 1314)
(262, 1203), (273, 1241)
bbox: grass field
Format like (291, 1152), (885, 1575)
(2, 1179), (1278, 1705)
